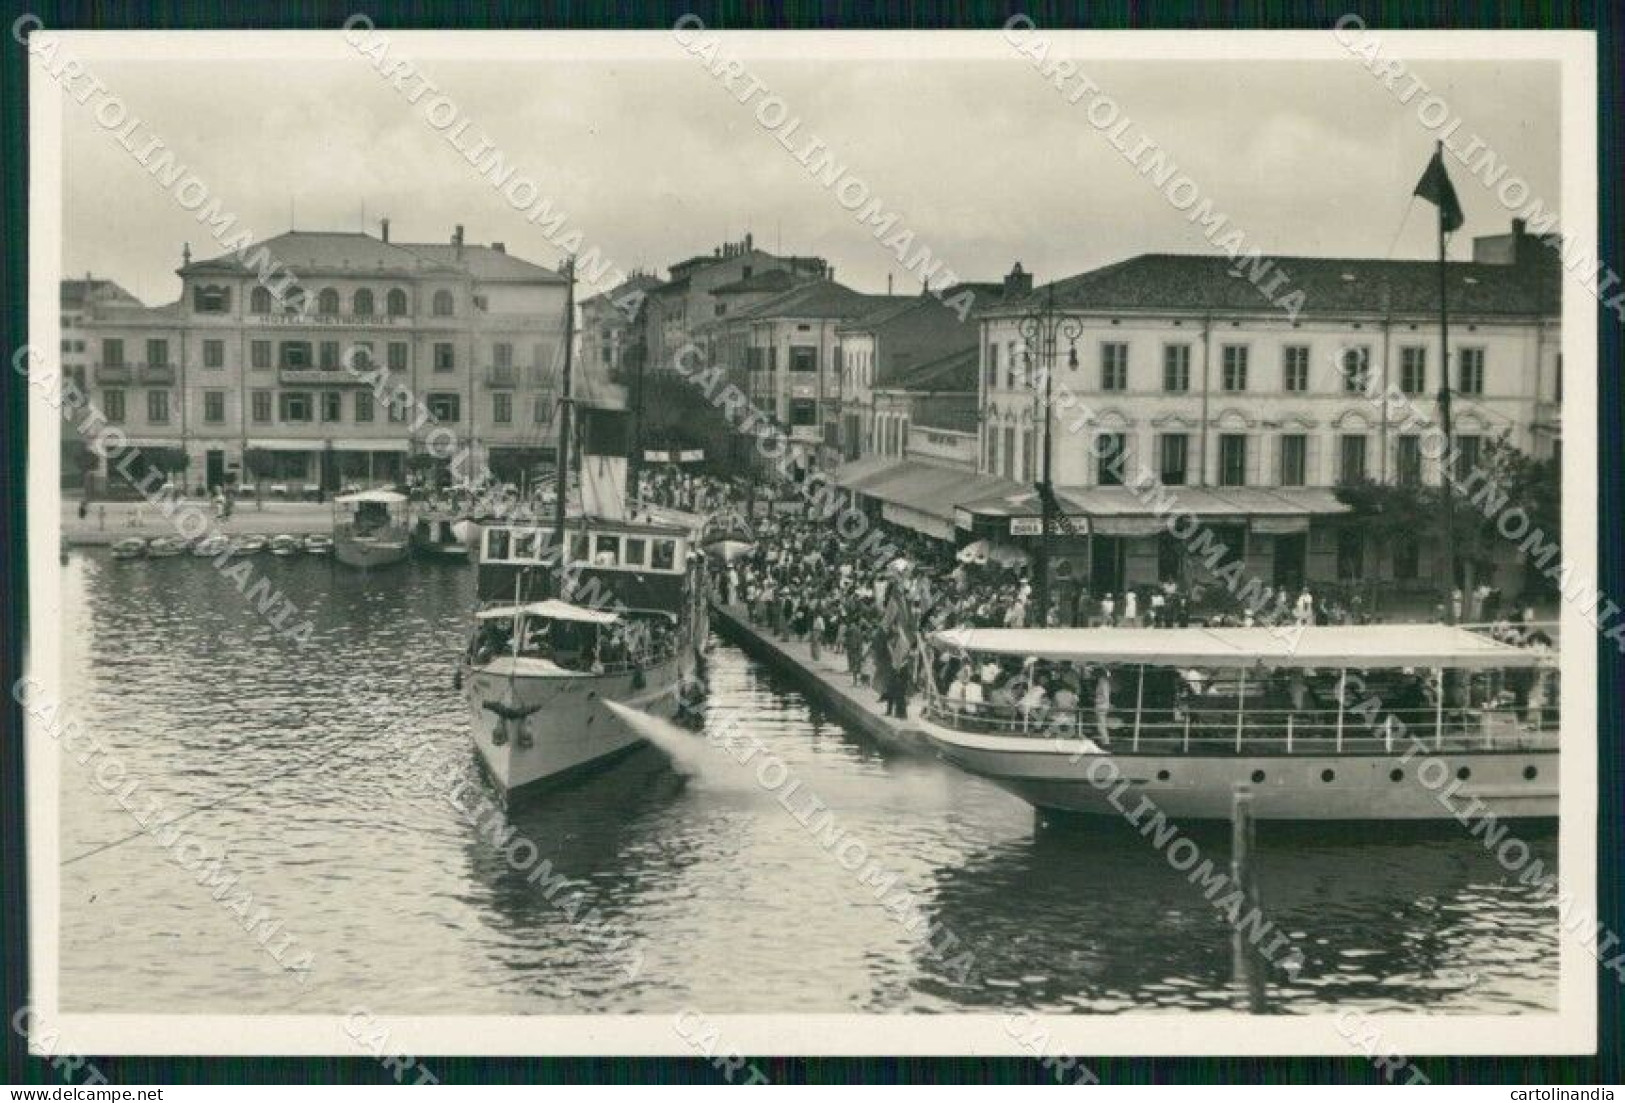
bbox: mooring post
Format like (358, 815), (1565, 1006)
(1231, 783), (1268, 1012)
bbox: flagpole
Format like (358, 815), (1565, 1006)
(1434, 139), (1458, 623)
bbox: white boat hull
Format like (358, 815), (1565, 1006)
(466, 653), (693, 794)
(919, 718), (1559, 822)
(335, 536), (410, 569)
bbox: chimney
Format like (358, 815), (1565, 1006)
(1004, 261), (1032, 297)
(491, 242), (505, 254)
(380, 217), (390, 243)
(453, 224), (464, 258)
(182, 243), (191, 266)
(887, 274), (893, 294)
(745, 232), (753, 252)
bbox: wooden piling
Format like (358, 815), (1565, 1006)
(1230, 783), (1269, 1013)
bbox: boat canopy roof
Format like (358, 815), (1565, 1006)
(335, 489), (408, 504)
(476, 599), (620, 625)
(929, 625), (1546, 670)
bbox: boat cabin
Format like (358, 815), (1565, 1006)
(467, 598), (677, 674)
(334, 489), (410, 536)
(475, 517), (697, 612)
(924, 624), (1559, 755)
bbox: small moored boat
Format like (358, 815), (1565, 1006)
(233, 535), (268, 555)
(110, 537), (147, 560)
(192, 534), (233, 558)
(303, 533), (334, 556)
(145, 536), (185, 558)
(334, 490), (411, 569)
(269, 535), (302, 557)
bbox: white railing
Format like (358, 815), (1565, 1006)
(922, 701), (1560, 755)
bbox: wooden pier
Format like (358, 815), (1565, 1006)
(708, 601), (930, 757)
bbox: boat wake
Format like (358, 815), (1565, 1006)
(603, 700), (736, 786)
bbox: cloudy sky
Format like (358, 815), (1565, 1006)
(58, 46), (1559, 305)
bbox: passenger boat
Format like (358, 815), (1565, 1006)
(462, 512), (708, 794)
(234, 535), (268, 555)
(269, 534), (302, 557)
(459, 256), (708, 796)
(917, 624), (1559, 822)
(145, 536), (185, 558)
(110, 537), (146, 560)
(333, 489), (411, 569)
(303, 533), (334, 556)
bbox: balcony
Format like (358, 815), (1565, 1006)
(484, 366), (518, 388)
(277, 366), (372, 386)
(94, 364), (132, 384)
(137, 364), (175, 384)
(788, 425), (822, 443)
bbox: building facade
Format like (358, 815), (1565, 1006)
(837, 264), (1029, 463)
(969, 219), (1561, 597)
(79, 227), (569, 492)
(640, 235), (828, 378)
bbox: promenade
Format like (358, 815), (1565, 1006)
(60, 498), (339, 545)
(709, 601), (929, 757)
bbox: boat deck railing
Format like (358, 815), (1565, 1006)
(921, 701), (1559, 755)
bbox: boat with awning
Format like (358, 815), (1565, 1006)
(917, 624), (1558, 822)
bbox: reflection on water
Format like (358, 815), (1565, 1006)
(57, 552), (1558, 1014)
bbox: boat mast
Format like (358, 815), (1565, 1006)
(554, 255), (577, 552)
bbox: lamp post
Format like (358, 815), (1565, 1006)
(1015, 283), (1081, 628)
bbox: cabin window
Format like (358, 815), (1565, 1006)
(569, 533), (588, 562)
(486, 528), (511, 561)
(623, 538), (647, 567)
(652, 539), (676, 571)
(514, 531), (537, 560)
(594, 535), (620, 565)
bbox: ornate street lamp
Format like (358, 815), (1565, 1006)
(1015, 283), (1082, 628)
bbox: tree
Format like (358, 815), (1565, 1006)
(1335, 431), (1562, 609)
(243, 447), (274, 506)
(60, 437), (97, 489)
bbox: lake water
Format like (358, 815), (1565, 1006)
(56, 553), (1559, 1015)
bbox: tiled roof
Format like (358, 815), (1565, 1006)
(983, 252), (1558, 319)
(710, 269), (803, 295)
(179, 231), (563, 282)
(399, 242), (564, 282)
(739, 281), (901, 321)
(880, 345), (979, 394)
(840, 282), (1012, 334)
(61, 278), (139, 308)
(580, 273), (664, 307)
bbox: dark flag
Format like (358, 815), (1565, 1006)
(1414, 148), (1464, 233)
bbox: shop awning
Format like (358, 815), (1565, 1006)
(833, 455), (901, 492)
(855, 462), (1028, 540)
(246, 439), (323, 452)
(328, 439), (412, 452)
(956, 484), (1349, 538)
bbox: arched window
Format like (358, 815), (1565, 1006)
(432, 290), (454, 317)
(386, 288), (408, 317)
(250, 287), (272, 314)
(193, 284), (229, 313)
(353, 289), (375, 317)
(283, 288), (306, 315)
(317, 288), (340, 315)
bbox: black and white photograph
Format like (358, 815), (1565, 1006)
(10, 17), (1609, 1077)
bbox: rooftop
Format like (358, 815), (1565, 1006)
(738, 280), (902, 321)
(984, 248), (1558, 320)
(179, 231), (565, 283)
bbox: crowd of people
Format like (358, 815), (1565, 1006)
(618, 464), (1557, 735)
